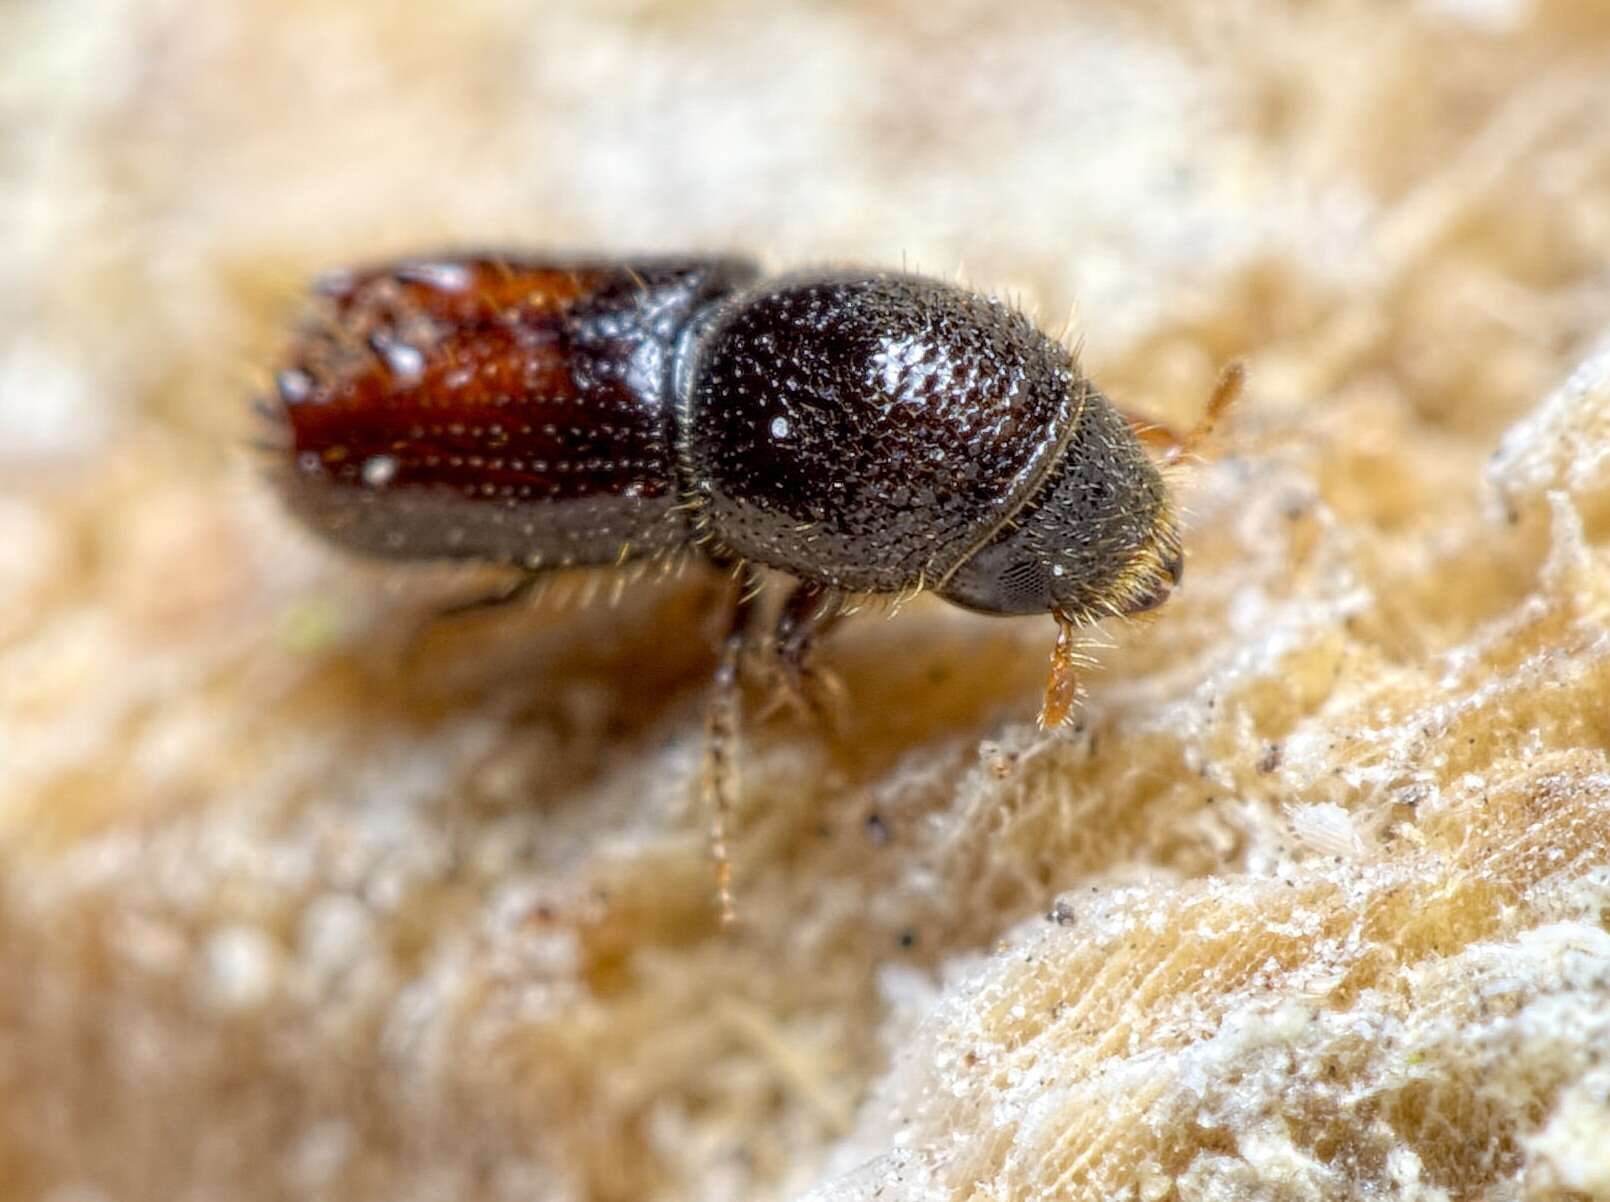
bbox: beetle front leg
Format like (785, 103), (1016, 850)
(704, 565), (763, 928)
(766, 580), (847, 724)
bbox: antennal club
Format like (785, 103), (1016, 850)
(1163, 360), (1246, 466)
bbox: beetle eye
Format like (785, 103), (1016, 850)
(996, 557), (1051, 610)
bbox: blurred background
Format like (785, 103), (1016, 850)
(6, 0), (1607, 463)
(4, 2), (1610, 1200)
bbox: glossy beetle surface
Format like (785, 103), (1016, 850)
(269, 254), (1183, 632)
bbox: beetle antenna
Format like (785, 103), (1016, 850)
(1039, 611), (1085, 729)
(1163, 360), (1245, 466)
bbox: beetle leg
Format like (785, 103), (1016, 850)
(431, 568), (545, 621)
(705, 564), (763, 928)
(764, 581), (848, 725)
(403, 568), (544, 667)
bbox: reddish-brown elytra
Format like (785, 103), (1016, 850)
(263, 252), (1234, 923)
(272, 256), (759, 571)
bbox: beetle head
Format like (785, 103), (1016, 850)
(937, 388), (1182, 623)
